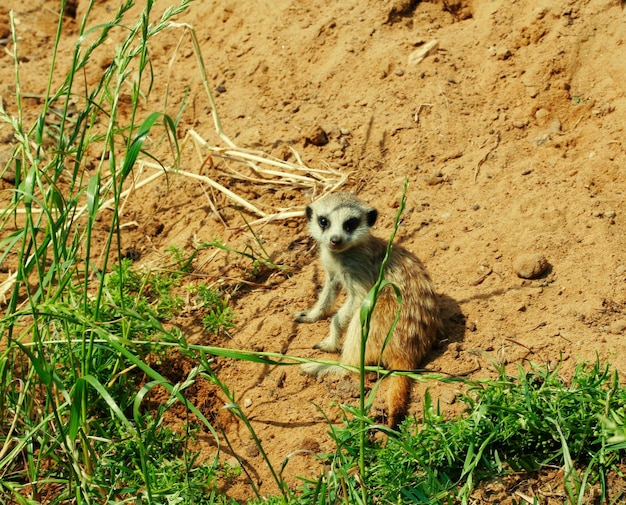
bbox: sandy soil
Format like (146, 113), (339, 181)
(1, 0), (626, 502)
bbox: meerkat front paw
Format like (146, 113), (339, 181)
(301, 362), (325, 376)
(294, 310), (312, 323)
(294, 309), (323, 323)
(313, 336), (341, 353)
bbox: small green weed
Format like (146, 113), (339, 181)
(93, 418), (226, 504)
(167, 244), (197, 273)
(102, 258), (183, 333)
(196, 233), (284, 277)
(191, 282), (236, 336)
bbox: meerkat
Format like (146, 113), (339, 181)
(294, 192), (442, 428)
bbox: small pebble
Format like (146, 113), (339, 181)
(326, 140), (343, 152)
(299, 437), (321, 453)
(408, 39), (439, 65)
(1, 168), (15, 184)
(514, 253), (550, 279)
(527, 86), (539, 98)
(426, 175), (444, 185)
(609, 320), (626, 334)
(441, 391), (457, 405)
(245, 444), (260, 458)
(532, 133), (550, 147)
(534, 108), (550, 126)
(225, 457), (239, 468)
(549, 119), (562, 132)
(303, 125), (328, 146)
(496, 47), (512, 60)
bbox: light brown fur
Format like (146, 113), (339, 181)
(295, 192), (442, 428)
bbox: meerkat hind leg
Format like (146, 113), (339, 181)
(301, 361), (350, 377)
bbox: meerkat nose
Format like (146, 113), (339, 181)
(330, 236), (342, 247)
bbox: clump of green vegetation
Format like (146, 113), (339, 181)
(0, 0), (234, 502)
(191, 282), (236, 336)
(100, 258), (184, 335)
(92, 417), (239, 504)
(293, 360), (626, 505)
(196, 237), (284, 277)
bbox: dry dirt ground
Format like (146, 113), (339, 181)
(2, 0), (626, 502)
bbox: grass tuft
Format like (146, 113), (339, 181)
(297, 359), (626, 505)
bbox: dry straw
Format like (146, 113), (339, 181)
(153, 22), (347, 225)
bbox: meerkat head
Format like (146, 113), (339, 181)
(305, 193), (377, 253)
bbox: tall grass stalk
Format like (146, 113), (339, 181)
(353, 178), (408, 500)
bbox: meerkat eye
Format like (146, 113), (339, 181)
(343, 217), (360, 233)
(318, 216), (329, 229)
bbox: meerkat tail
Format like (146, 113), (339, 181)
(387, 374), (412, 429)
(301, 362), (349, 378)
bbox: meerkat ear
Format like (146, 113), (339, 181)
(366, 208), (378, 227)
(305, 205), (314, 221)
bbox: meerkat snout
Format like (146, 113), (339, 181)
(295, 192), (442, 428)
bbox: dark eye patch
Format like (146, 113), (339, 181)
(318, 216), (329, 229)
(343, 217), (360, 233)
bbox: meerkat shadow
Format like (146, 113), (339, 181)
(433, 292), (467, 356)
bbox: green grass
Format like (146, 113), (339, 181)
(191, 282), (236, 336)
(286, 360), (626, 505)
(0, 0), (230, 502)
(1, 1), (626, 504)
